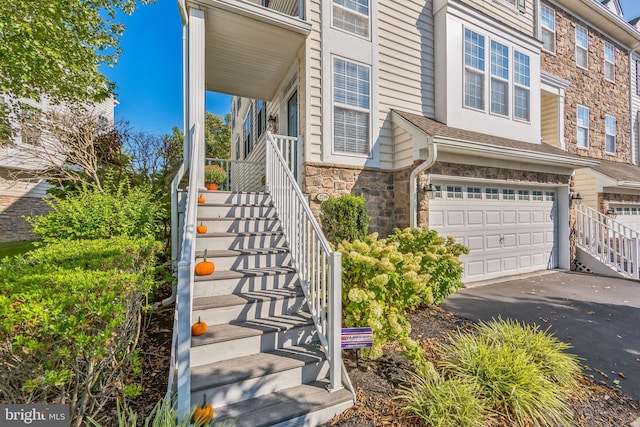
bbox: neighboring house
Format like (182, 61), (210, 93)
(0, 95), (115, 242)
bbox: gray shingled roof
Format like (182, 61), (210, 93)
(592, 158), (640, 183)
(393, 110), (590, 160)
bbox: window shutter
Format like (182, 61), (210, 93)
(517, 0), (526, 13)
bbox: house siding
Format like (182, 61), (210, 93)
(540, 2), (631, 162)
(541, 92), (559, 146)
(631, 52), (640, 165)
(574, 169), (598, 210)
(458, 0), (535, 37)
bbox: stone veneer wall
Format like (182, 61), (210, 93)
(540, 2), (631, 162)
(598, 192), (640, 213)
(0, 195), (49, 242)
(304, 162), (410, 237)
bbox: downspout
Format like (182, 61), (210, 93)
(157, 3), (190, 309)
(409, 141), (437, 228)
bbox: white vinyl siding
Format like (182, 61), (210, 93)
(604, 41), (615, 82)
(333, 58), (370, 155)
(577, 105), (589, 148)
(490, 41), (509, 116)
(454, 0), (534, 36)
(464, 29), (485, 110)
(332, 0), (369, 38)
(541, 4), (555, 53)
(576, 24), (588, 69)
(605, 115), (616, 153)
(513, 51), (530, 121)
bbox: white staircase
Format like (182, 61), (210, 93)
(575, 204), (639, 280)
(168, 131), (353, 426)
(188, 190), (353, 426)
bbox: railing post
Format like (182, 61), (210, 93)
(633, 237), (639, 279)
(176, 261), (192, 420)
(328, 251), (343, 392)
(296, 135), (303, 185)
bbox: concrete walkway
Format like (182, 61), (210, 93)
(442, 271), (640, 399)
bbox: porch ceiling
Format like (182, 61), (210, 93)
(187, 0), (311, 101)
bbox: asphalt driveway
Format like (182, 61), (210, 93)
(441, 271), (640, 399)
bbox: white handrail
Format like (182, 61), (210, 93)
(576, 204), (639, 279)
(265, 132), (345, 392)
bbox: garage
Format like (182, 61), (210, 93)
(611, 204), (640, 232)
(429, 182), (558, 283)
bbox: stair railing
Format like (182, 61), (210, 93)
(168, 123), (201, 418)
(575, 204), (639, 279)
(265, 132), (344, 393)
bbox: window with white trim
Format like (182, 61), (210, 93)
(464, 29), (485, 110)
(577, 105), (589, 148)
(518, 190), (530, 200)
(604, 42), (615, 82)
(490, 41), (509, 116)
(545, 191), (555, 201)
(532, 190), (543, 201)
(447, 186), (463, 198)
(605, 115), (616, 153)
(486, 188), (499, 200)
(332, 0), (369, 38)
(514, 51), (530, 121)
(503, 189), (515, 200)
(576, 24), (588, 69)
(467, 187), (482, 199)
(541, 4), (556, 53)
(243, 110), (253, 157)
(333, 58), (370, 155)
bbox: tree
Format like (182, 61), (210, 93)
(205, 112), (231, 159)
(0, 0), (153, 141)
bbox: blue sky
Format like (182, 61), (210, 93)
(105, 0), (640, 136)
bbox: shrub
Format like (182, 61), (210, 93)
(320, 194), (370, 246)
(398, 373), (489, 427)
(204, 164), (227, 186)
(0, 237), (161, 427)
(423, 318), (579, 427)
(27, 179), (165, 243)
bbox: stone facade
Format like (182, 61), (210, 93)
(0, 195), (49, 242)
(416, 161), (572, 228)
(541, 2), (631, 163)
(598, 192), (640, 213)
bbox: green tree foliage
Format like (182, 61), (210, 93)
(0, 237), (161, 427)
(0, 0), (153, 141)
(205, 112), (231, 159)
(320, 194), (371, 247)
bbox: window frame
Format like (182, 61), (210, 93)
(513, 50), (531, 122)
(605, 115), (616, 154)
(577, 105), (589, 149)
(332, 57), (371, 157)
(490, 40), (510, 117)
(604, 41), (615, 83)
(464, 28), (486, 111)
(331, 0), (370, 39)
(576, 24), (589, 70)
(540, 4), (556, 53)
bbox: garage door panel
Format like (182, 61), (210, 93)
(429, 183), (558, 283)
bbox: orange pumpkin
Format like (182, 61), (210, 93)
(195, 249), (215, 276)
(191, 316), (208, 336)
(196, 222), (207, 234)
(198, 194), (205, 204)
(193, 394), (214, 425)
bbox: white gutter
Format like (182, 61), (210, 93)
(178, 0), (188, 24)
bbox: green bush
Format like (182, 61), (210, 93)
(402, 318), (580, 427)
(0, 237), (161, 427)
(320, 194), (370, 246)
(27, 180), (165, 243)
(399, 373), (489, 427)
(339, 228), (467, 370)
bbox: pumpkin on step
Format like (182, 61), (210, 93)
(195, 249), (215, 276)
(193, 394), (214, 425)
(196, 222), (207, 234)
(197, 194), (205, 204)
(191, 316), (208, 336)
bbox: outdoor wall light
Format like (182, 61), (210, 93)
(423, 183), (435, 200)
(571, 193), (583, 205)
(268, 115), (277, 131)
(605, 207), (617, 219)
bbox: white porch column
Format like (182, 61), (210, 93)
(188, 7), (206, 189)
(557, 91), (566, 150)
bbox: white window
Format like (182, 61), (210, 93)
(332, 0), (369, 38)
(243, 110), (253, 157)
(514, 51), (530, 121)
(467, 187), (482, 199)
(503, 189), (515, 200)
(605, 115), (616, 153)
(577, 105), (589, 148)
(433, 185), (442, 199)
(541, 4), (556, 53)
(490, 41), (509, 116)
(333, 58), (370, 155)
(464, 29), (485, 110)
(518, 190), (530, 200)
(532, 190), (543, 201)
(604, 42), (615, 82)
(545, 191), (555, 201)
(486, 188), (499, 200)
(576, 24), (588, 69)
(447, 186), (463, 198)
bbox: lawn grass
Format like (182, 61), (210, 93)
(0, 240), (37, 259)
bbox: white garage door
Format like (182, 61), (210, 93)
(611, 205), (640, 232)
(429, 183), (558, 283)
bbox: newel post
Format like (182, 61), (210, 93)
(328, 251), (343, 392)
